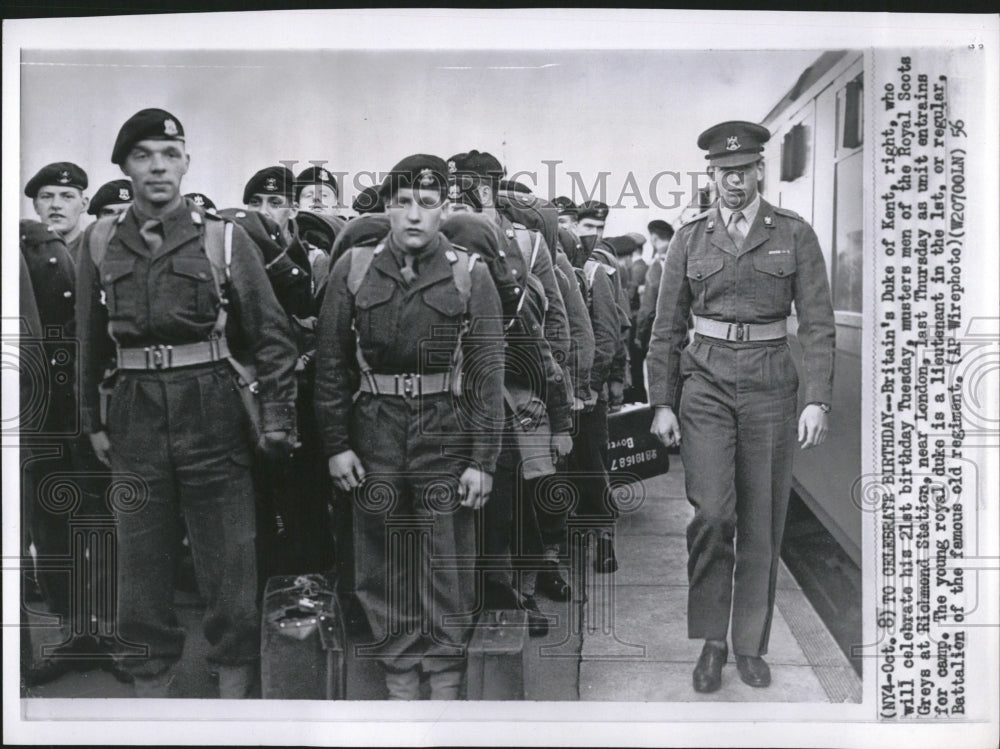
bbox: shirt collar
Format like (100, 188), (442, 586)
(718, 193), (761, 229)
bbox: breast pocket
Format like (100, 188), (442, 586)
(422, 284), (466, 321)
(100, 258), (137, 320)
(751, 251), (796, 313)
(354, 279), (397, 343)
(685, 255), (724, 312)
(169, 255), (217, 316)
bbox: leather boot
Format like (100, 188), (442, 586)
(218, 664), (256, 699)
(428, 669), (462, 700)
(384, 669), (420, 700)
(133, 670), (174, 698)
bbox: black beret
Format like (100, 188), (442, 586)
(295, 166), (340, 202)
(25, 162), (88, 198)
(440, 213), (501, 262)
(499, 179), (532, 195)
(605, 235), (638, 257)
(578, 200), (609, 222)
(647, 219), (674, 239)
(447, 150), (505, 182)
(352, 185), (384, 215)
(184, 192), (216, 211)
(112, 108), (185, 166)
(553, 196), (578, 218)
(378, 154), (449, 200)
(88, 179), (133, 215)
(697, 120), (771, 167)
(243, 166), (296, 205)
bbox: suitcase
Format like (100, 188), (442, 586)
(465, 609), (527, 700)
(260, 573), (346, 700)
(606, 403), (671, 481)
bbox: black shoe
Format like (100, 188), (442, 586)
(736, 655), (771, 688)
(519, 595), (549, 638)
(536, 564), (572, 602)
(593, 535), (618, 574)
(692, 641), (727, 693)
(22, 657), (72, 687)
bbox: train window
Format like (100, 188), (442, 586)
(832, 150), (863, 313)
(780, 123), (808, 182)
(837, 74), (864, 155)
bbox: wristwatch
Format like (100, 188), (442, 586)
(809, 402), (831, 413)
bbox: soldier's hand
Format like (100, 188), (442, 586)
(259, 430), (299, 459)
(650, 406), (681, 448)
(572, 396), (586, 412)
(328, 450), (366, 491)
(458, 467), (492, 510)
(798, 404), (829, 449)
(89, 431), (112, 468)
(551, 432), (574, 458)
(608, 380), (625, 412)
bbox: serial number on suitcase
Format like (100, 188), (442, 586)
(610, 448), (660, 471)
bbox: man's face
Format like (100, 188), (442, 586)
(298, 183), (339, 218)
(33, 186), (87, 236)
(121, 139), (189, 208)
(710, 160), (763, 211)
(96, 203), (132, 219)
(557, 214), (577, 231)
(651, 233), (671, 254)
(576, 217), (605, 239)
(248, 193), (297, 232)
(387, 187), (448, 251)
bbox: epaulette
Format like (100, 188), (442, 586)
(679, 209), (712, 230)
(445, 249), (459, 263)
(772, 205), (804, 222)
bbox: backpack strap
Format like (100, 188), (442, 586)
(346, 242), (382, 296)
(87, 214), (123, 268)
(512, 225), (541, 273)
(202, 215), (234, 339)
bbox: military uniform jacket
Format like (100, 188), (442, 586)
(75, 201), (299, 435)
(20, 220), (78, 433)
(645, 198), (836, 409)
(635, 254), (665, 350)
(313, 234), (505, 473)
(554, 249), (595, 401)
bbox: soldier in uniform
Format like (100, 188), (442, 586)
(446, 150), (573, 609)
(88, 179), (134, 219)
(635, 219), (674, 355)
(648, 121), (835, 693)
(76, 108), (299, 698)
(553, 195), (578, 231)
(295, 165), (344, 220)
(314, 154), (504, 700)
(26, 162), (89, 261)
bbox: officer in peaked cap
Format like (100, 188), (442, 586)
(552, 196), (578, 230)
(88, 179), (134, 218)
(25, 162), (90, 261)
(184, 192), (216, 213)
(315, 153), (503, 700)
(76, 107), (298, 698)
(648, 120), (835, 693)
(295, 165), (342, 219)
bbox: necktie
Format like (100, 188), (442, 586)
(727, 210), (747, 250)
(140, 219), (164, 255)
(400, 253), (418, 285)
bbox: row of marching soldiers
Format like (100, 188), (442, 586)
(19, 107), (674, 700)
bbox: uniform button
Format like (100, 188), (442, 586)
(63, 290), (73, 298)
(777, 269), (784, 276)
(696, 271), (703, 279)
(49, 257), (58, 265)
(512, 269), (518, 277)
(198, 271), (208, 280)
(292, 268), (300, 276)
(514, 286), (521, 294)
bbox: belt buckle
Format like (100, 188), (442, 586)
(735, 323), (745, 341)
(401, 373), (415, 398)
(145, 345), (172, 369)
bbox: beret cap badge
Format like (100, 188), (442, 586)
(58, 170), (70, 184)
(264, 177), (278, 192)
(163, 118), (179, 137)
(119, 187), (131, 201)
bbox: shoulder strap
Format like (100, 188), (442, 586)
(584, 259), (601, 287)
(202, 217), (234, 338)
(346, 243), (381, 296)
(512, 225), (540, 272)
(87, 216), (120, 269)
(447, 248), (474, 303)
